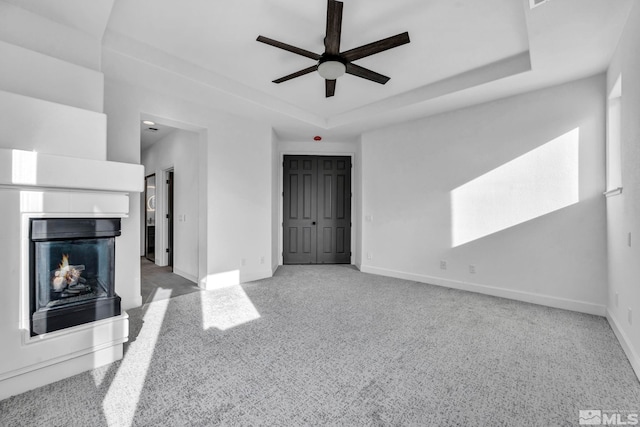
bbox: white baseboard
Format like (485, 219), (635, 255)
(360, 265), (606, 316)
(240, 268), (273, 284)
(0, 342), (124, 401)
(607, 309), (640, 382)
(173, 267), (197, 284)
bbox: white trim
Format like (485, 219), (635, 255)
(241, 268), (275, 284)
(360, 265), (606, 316)
(173, 267), (197, 284)
(607, 309), (640, 382)
(158, 166), (174, 267)
(603, 187), (623, 197)
(0, 344), (124, 401)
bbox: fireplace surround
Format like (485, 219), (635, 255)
(30, 218), (122, 336)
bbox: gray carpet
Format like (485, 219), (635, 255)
(1, 265), (639, 426)
(140, 257), (200, 304)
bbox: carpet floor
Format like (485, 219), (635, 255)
(1, 265), (639, 426)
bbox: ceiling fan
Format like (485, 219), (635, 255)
(257, 0), (410, 97)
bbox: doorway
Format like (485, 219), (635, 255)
(144, 174), (156, 262)
(283, 155), (351, 264)
(166, 169), (174, 270)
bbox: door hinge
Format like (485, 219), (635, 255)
(166, 248), (170, 253)
(166, 179), (170, 184)
(166, 214), (169, 219)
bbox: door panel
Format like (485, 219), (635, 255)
(316, 156), (351, 264)
(283, 156), (317, 264)
(283, 155), (351, 264)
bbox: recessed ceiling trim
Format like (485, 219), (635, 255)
(103, 29), (328, 129)
(328, 51), (532, 129)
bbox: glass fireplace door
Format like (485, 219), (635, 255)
(30, 218), (121, 336)
(34, 238), (114, 312)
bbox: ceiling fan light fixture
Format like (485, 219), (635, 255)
(317, 59), (346, 80)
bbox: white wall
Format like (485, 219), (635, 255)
(0, 1), (102, 72)
(271, 130), (280, 273)
(0, 41), (103, 113)
(606, 2), (640, 378)
(141, 129), (200, 282)
(103, 77), (274, 297)
(361, 74), (607, 315)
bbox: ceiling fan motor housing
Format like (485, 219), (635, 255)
(317, 55), (347, 80)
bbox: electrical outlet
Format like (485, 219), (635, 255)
(615, 292), (619, 307)
(440, 260), (447, 270)
(365, 214), (373, 222)
(628, 308), (633, 325)
(241, 258), (246, 267)
(260, 256), (265, 264)
(367, 252), (372, 260)
(469, 265), (476, 274)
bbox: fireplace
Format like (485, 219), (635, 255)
(29, 218), (122, 336)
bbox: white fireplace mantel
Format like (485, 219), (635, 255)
(0, 148), (143, 193)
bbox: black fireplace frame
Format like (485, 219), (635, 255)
(29, 218), (122, 336)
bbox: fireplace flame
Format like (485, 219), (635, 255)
(59, 254), (70, 271)
(52, 254), (85, 291)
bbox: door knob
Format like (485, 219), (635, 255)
(312, 221), (316, 225)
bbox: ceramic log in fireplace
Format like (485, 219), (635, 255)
(30, 218), (122, 336)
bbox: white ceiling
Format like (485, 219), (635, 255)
(140, 122), (177, 152)
(6, 0), (635, 141)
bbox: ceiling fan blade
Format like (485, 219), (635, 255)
(324, 0), (343, 55)
(345, 63), (390, 84)
(326, 79), (336, 97)
(341, 32), (410, 62)
(273, 65), (318, 83)
(257, 36), (321, 60)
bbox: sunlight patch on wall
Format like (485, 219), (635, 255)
(201, 284), (261, 331)
(12, 150), (38, 185)
(451, 128), (580, 247)
(102, 288), (172, 425)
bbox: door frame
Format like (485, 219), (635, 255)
(166, 168), (174, 270)
(157, 166), (174, 267)
(278, 151), (356, 266)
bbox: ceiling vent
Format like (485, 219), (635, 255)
(529, 0), (550, 8)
